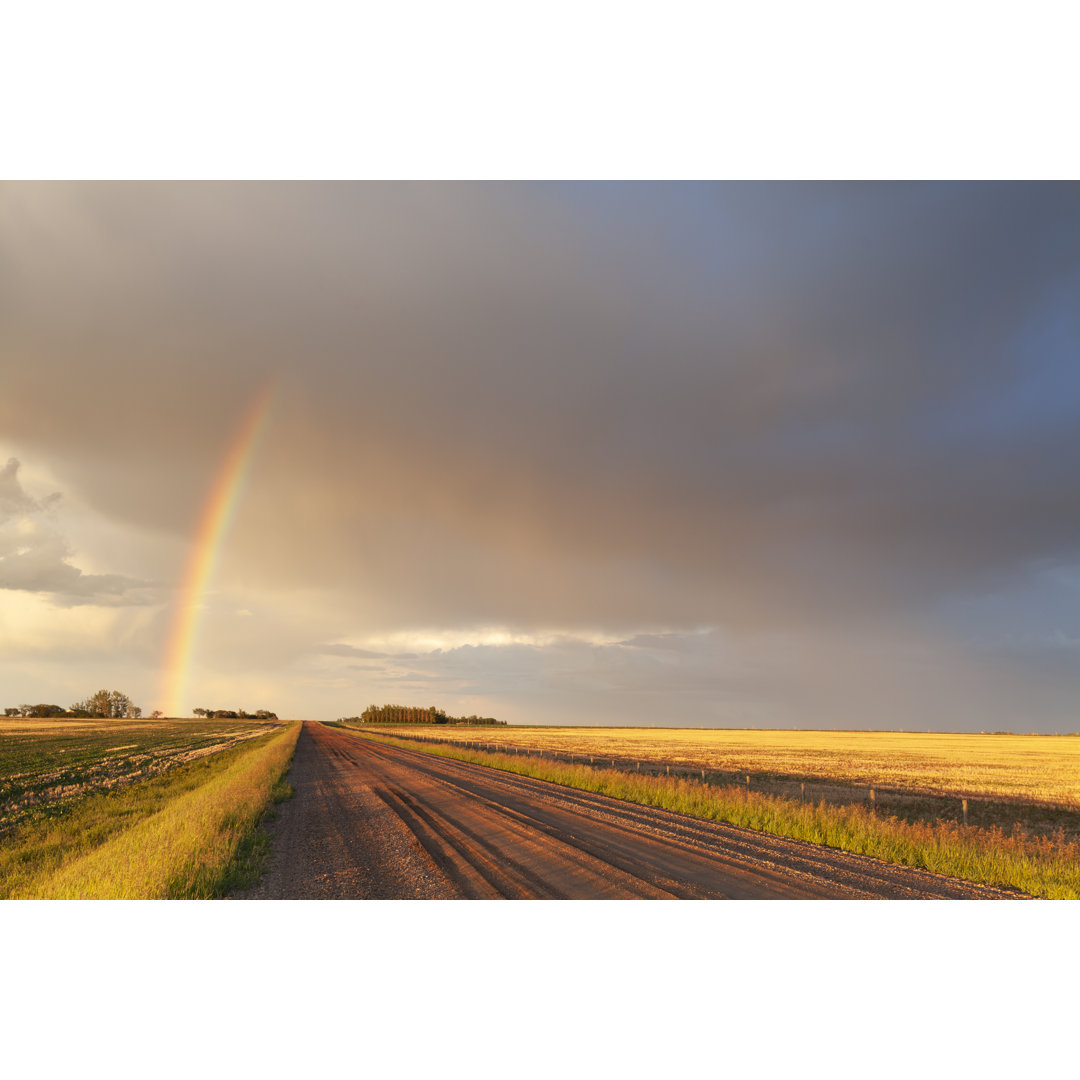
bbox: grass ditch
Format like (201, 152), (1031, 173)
(350, 728), (1079, 899)
(1, 723), (300, 899)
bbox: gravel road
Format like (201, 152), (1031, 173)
(239, 722), (1022, 899)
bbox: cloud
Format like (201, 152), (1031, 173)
(0, 458), (151, 606)
(314, 643), (389, 659)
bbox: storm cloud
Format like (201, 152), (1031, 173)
(2, 182), (1078, 726)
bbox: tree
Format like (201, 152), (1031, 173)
(27, 704), (66, 718)
(108, 690), (132, 718)
(150, 710), (163, 719)
(70, 689), (139, 719)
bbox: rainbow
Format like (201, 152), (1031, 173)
(159, 381), (276, 717)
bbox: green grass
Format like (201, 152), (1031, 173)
(350, 728), (1079, 899)
(1, 723), (300, 899)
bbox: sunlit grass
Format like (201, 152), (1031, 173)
(2, 723), (299, 899)
(353, 729), (1078, 899)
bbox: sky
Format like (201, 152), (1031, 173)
(2, 181), (1079, 730)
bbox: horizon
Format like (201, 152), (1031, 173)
(3, 182), (1079, 732)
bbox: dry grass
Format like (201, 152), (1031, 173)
(3, 723), (299, 899)
(359, 724), (1080, 806)
(352, 728), (1080, 899)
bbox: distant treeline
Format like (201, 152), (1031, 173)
(4, 689), (143, 720)
(344, 704), (503, 726)
(3, 697), (279, 722)
(193, 708), (278, 720)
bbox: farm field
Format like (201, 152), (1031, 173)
(0, 716), (284, 834)
(0, 722), (299, 899)
(357, 725), (1080, 807)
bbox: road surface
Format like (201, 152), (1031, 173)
(240, 722), (1021, 899)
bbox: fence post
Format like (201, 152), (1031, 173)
(869, 788), (875, 809)
(745, 775), (750, 792)
(962, 798), (968, 826)
(801, 782), (805, 800)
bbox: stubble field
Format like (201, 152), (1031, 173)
(0, 718), (299, 898)
(0, 716), (282, 834)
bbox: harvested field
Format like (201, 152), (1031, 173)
(356, 725), (1080, 805)
(2, 723), (300, 899)
(0, 717), (283, 833)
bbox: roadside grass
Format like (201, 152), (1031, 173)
(214, 775), (297, 896)
(351, 729), (1080, 899)
(2, 723), (299, 899)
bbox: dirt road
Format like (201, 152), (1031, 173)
(240, 722), (1021, 899)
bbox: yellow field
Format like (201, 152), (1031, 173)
(366, 726), (1080, 806)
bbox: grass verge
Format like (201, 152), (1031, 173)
(352, 729), (1078, 899)
(2, 723), (300, 899)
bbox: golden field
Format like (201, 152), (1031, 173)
(362, 726), (1080, 806)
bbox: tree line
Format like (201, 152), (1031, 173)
(345, 704), (503, 725)
(4, 689), (145, 719)
(192, 708), (278, 720)
(3, 695), (279, 721)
